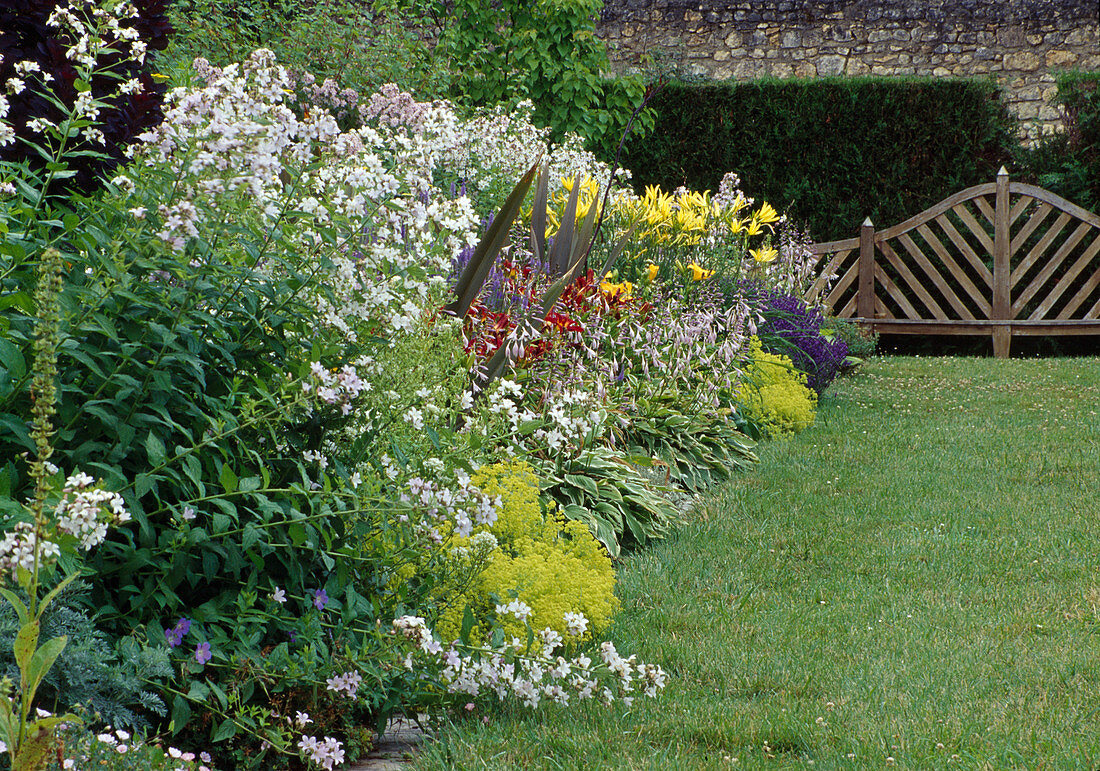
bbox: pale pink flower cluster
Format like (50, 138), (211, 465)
(305, 361), (369, 416)
(401, 474), (499, 539)
(390, 613), (667, 711)
(297, 735), (344, 770)
(325, 670), (362, 698)
(360, 83), (431, 132)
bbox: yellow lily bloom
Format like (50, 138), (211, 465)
(755, 202), (780, 224)
(750, 246), (779, 264)
(685, 262), (715, 281)
(646, 263), (659, 281)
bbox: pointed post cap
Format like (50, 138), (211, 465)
(862, 216), (874, 227)
(997, 165), (1009, 176)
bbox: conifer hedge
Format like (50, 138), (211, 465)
(619, 77), (1017, 242)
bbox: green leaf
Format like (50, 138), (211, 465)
(14, 619), (39, 679)
(0, 589), (29, 626)
(144, 432), (166, 466)
(24, 635), (67, 707)
(219, 464), (238, 494)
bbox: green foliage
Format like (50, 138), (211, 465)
(163, 0), (449, 98)
(827, 318), (878, 360)
(620, 77), (1017, 241)
(535, 448), (680, 558)
(435, 462), (619, 645)
(736, 338), (818, 437)
(374, 0), (652, 156)
(1015, 71), (1100, 211)
(618, 391), (758, 494)
(0, 591), (171, 731)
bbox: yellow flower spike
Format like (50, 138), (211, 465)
(646, 263), (659, 281)
(750, 246), (779, 264)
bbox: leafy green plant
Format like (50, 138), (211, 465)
(373, 0), (653, 155)
(618, 391), (757, 494)
(0, 591), (171, 732)
(533, 448), (679, 558)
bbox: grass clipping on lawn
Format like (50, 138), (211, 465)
(413, 356), (1100, 769)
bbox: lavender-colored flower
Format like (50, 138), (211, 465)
(165, 618), (191, 648)
(313, 589), (328, 610)
(194, 642), (212, 664)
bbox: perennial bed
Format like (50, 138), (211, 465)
(1, 6), (853, 770)
(412, 356), (1100, 769)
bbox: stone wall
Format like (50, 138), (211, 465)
(596, 0), (1100, 142)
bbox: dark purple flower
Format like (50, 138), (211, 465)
(194, 642), (212, 665)
(313, 589), (328, 610)
(752, 288), (849, 394)
(165, 617), (191, 648)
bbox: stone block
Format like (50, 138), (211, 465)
(794, 61), (817, 77)
(725, 31), (742, 47)
(713, 48), (730, 61)
(1038, 104), (1060, 121)
(773, 62), (794, 77)
(1045, 50), (1078, 68)
(994, 25), (1025, 46)
(1026, 34), (1044, 46)
(1015, 102), (1040, 120)
(817, 54), (846, 76)
(845, 59), (871, 75)
(781, 30), (802, 48)
(1004, 51), (1041, 71)
(1066, 28), (1094, 46)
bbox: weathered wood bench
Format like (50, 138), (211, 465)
(806, 168), (1100, 357)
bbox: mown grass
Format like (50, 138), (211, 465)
(410, 357), (1100, 769)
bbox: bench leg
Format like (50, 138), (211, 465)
(992, 327), (1011, 359)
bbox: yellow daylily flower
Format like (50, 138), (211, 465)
(685, 262), (715, 281)
(645, 263), (659, 281)
(750, 246), (779, 264)
(754, 201), (780, 224)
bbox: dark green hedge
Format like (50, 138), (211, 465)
(619, 77), (1017, 242)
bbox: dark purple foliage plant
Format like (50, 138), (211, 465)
(0, 0), (171, 194)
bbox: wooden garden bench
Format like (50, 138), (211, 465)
(806, 168), (1100, 357)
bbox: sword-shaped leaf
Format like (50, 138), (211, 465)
(445, 160), (540, 320)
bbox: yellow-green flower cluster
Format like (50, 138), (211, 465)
(436, 462), (619, 646)
(736, 337), (818, 436)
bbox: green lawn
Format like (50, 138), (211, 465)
(411, 357), (1100, 769)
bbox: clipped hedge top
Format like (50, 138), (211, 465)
(620, 76), (1016, 242)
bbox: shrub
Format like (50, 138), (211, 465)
(736, 337), (818, 437)
(620, 77), (1016, 241)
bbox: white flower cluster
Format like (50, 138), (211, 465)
(444, 100), (626, 199)
(54, 471), (130, 549)
(297, 735), (344, 770)
(324, 670), (362, 698)
(0, 522), (59, 580)
(402, 474), (499, 539)
(391, 613), (667, 710)
(476, 379), (607, 457)
(0, 470), (129, 580)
